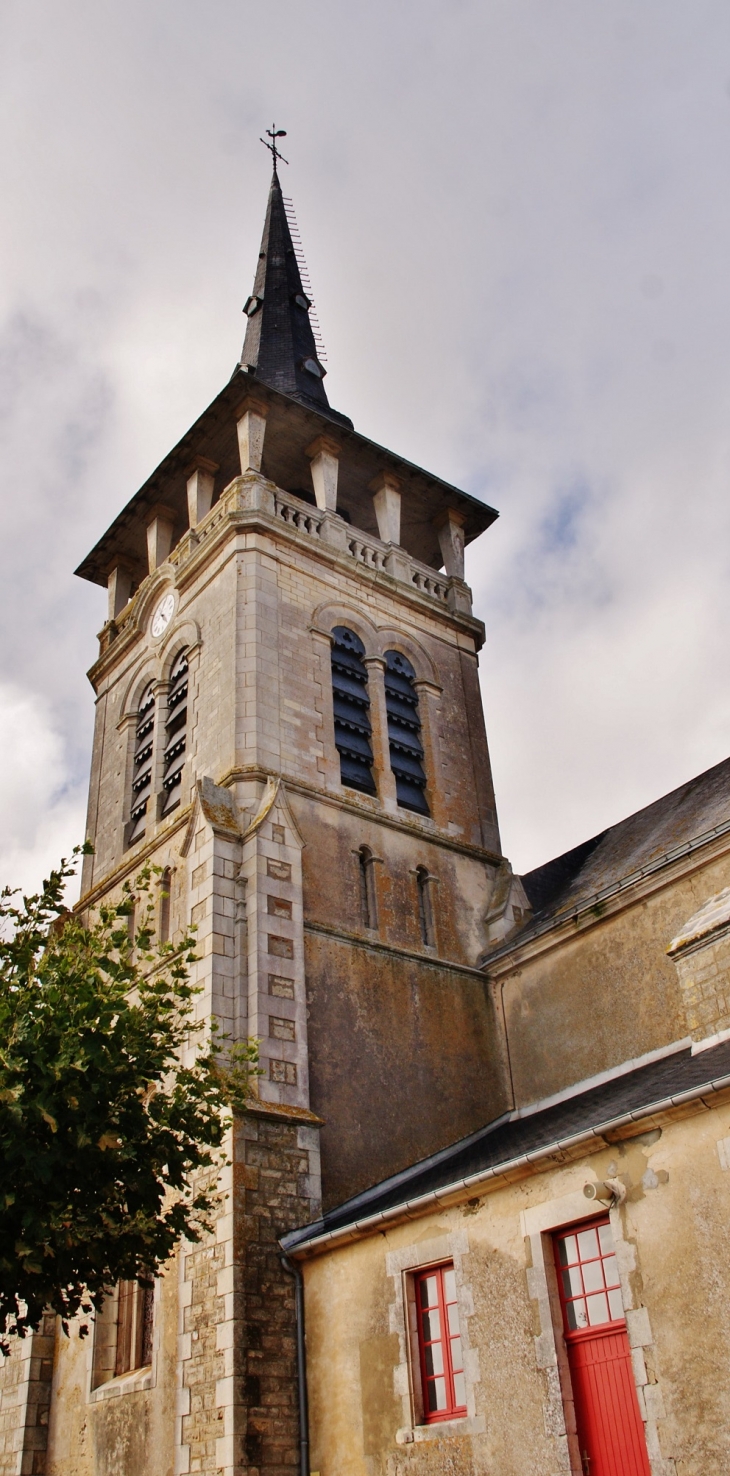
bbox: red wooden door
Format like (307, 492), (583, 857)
(554, 1219), (651, 1476)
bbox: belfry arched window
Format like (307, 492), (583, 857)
(161, 649), (189, 817)
(384, 651), (429, 815)
(331, 627), (376, 795)
(128, 683), (155, 846)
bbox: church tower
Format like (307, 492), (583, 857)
(39, 159), (513, 1476)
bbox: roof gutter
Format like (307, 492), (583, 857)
(282, 1066), (730, 1260)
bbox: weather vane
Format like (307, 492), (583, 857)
(260, 124), (289, 170)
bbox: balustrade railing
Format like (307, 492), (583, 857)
(347, 535), (387, 572)
(410, 567), (448, 603)
(274, 493), (325, 539)
(119, 482), (455, 634)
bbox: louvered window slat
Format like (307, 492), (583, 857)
(161, 649), (188, 817)
(331, 627), (376, 795)
(128, 684), (155, 845)
(385, 651), (429, 815)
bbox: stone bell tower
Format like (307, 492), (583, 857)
(36, 162), (515, 1476)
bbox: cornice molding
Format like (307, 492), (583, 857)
(219, 763), (502, 867)
(304, 918), (487, 980)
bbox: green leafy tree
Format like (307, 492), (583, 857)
(0, 849), (258, 1352)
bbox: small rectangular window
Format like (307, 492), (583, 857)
(92, 1278), (154, 1388)
(414, 1264), (466, 1423)
(115, 1279), (154, 1377)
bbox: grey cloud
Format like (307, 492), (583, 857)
(2, 0), (730, 886)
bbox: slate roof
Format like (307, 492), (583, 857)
(240, 168), (343, 420)
(281, 1037), (730, 1252)
(493, 754), (730, 958)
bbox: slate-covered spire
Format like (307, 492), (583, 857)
(240, 168), (331, 413)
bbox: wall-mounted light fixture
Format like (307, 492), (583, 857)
(583, 1177), (627, 1205)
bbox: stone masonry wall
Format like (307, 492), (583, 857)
(176, 1104), (321, 1476)
(0, 1315), (55, 1476)
(237, 1107), (321, 1476)
(668, 890), (730, 1046)
(671, 926), (730, 1044)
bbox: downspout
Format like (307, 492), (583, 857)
(280, 1253), (309, 1476)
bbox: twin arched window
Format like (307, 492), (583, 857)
(127, 649), (189, 846)
(331, 629), (429, 814)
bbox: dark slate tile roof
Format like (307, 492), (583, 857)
(508, 754), (730, 948)
(282, 1038), (730, 1251)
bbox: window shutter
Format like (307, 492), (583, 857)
(384, 652), (429, 815)
(128, 684), (155, 845)
(161, 649), (188, 816)
(331, 627), (376, 795)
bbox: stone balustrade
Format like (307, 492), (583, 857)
(102, 475), (470, 654)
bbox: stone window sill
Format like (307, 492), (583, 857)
(396, 1415), (485, 1443)
(90, 1365), (152, 1401)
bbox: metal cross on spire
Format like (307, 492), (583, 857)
(260, 124), (289, 171)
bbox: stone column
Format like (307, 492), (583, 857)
(435, 508), (466, 578)
(236, 397), (269, 474)
(305, 435), (340, 511)
(107, 563), (134, 621)
(187, 457), (219, 527)
(413, 678), (445, 827)
(364, 656), (398, 811)
(310, 628), (341, 791)
(146, 507), (176, 573)
(370, 471), (402, 544)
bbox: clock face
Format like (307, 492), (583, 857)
(151, 592), (175, 639)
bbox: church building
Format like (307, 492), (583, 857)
(1, 152), (729, 1476)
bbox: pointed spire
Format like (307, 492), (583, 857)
(240, 168), (331, 413)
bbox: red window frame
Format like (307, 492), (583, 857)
(414, 1263), (467, 1424)
(554, 1216), (626, 1339)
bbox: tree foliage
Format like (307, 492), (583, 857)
(0, 850), (258, 1351)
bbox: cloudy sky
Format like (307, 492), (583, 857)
(3, 0), (730, 896)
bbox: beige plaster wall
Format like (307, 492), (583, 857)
(301, 1096), (730, 1476)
